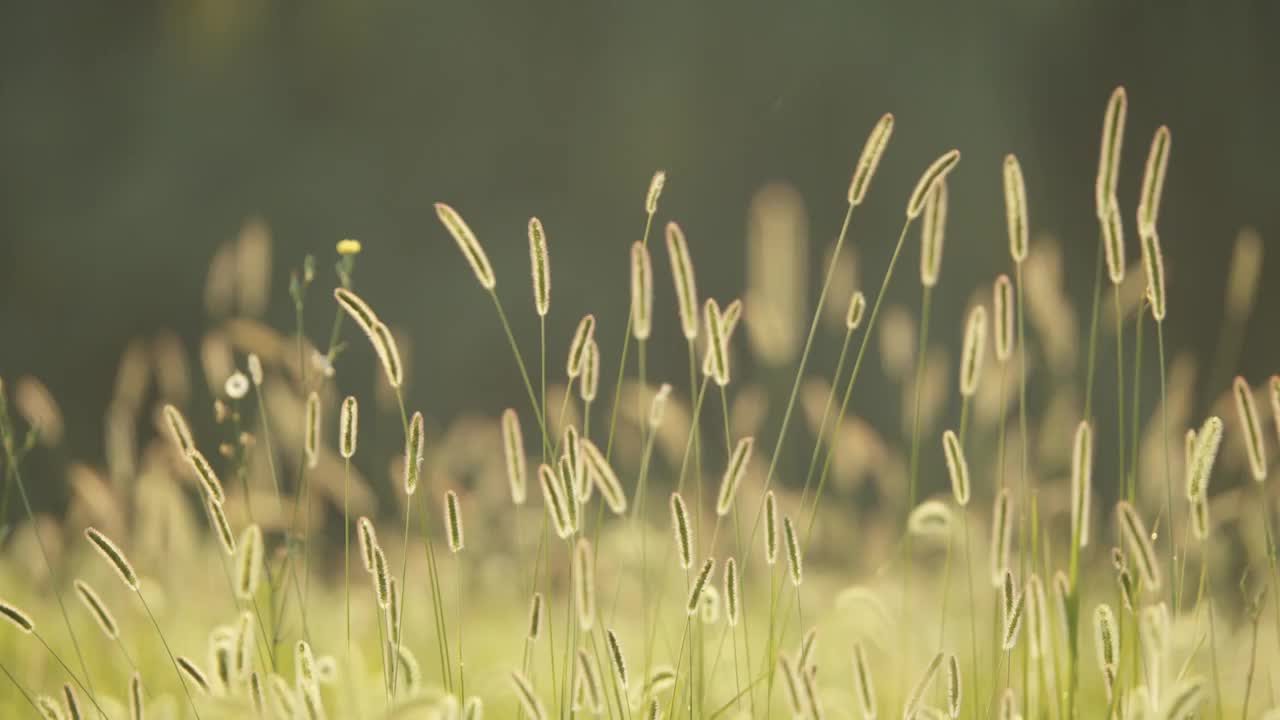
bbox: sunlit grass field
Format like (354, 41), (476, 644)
(2, 87), (1278, 719)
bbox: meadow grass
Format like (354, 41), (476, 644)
(2, 86), (1279, 719)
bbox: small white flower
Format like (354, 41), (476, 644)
(224, 372), (250, 399)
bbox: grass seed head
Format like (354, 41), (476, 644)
(904, 652), (944, 720)
(73, 580), (117, 639)
(574, 648), (604, 713)
(846, 290), (867, 330)
(236, 523), (263, 600)
(581, 437), (626, 514)
(527, 592), (543, 640)
(163, 404), (195, 455)
(784, 515), (803, 586)
(370, 322), (404, 388)
(1093, 603), (1118, 699)
(85, 527), (139, 591)
(1187, 416), (1223, 500)
(959, 305), (987, 397)
(1102, 201), (1126, 285)
(764, 490), (779, 565)
(1001, 570), (1025, 650)
(62, 685), (81, 720)
(186, 449), (225, 505)
(907, 150), (961, 220)
(445, 490), (464, 553)
(993, 274), (1014, 362)
(304, 391), (320, 469)
(631, 241), (653, 340)
(646, 170), (666, 215)
(372, 545), (391, 608)
(605, 628), (628, 689)
(686, 557), (716, 614)
(404, 411), (425, 495)
(942, 430), (970, 506)
(557, 456), (580, 533)
(501, 409), (528, 504)
(528, 217), (551, 317)
(208, 496), (235, 555)
(339, 395), (358, 459)
(990, 489), (1013, 586)
(539, 464), (573, 539)
(580, 339), (600, 402)
(946, 653), (962, 719)
(177, 656), (211, 694)
(670, 492), (693, 569)
(0, 598), (34, 634)
(567, 314), (596, 379)
(724, 557), (740, 627)
(1233, 377), (1268, 482)
(1137, 125), (1171, 238)
(848, 112), (895, 206)
(1139, 231), (1167, 321)
(920, 180), (948, 287)
(1003, 154), (1029, 263)
(1095, 86), (1128, 219)
(703, 298), (730, 386)
(852, 643), (877, 719)
(665, 222), (699, 340)
(357, 516), (378, 572)
(435, 202), (496, 290)
(573, 538), (596, 630)
(1190, 496), (1211, 541)
(716, 435), (754, 516)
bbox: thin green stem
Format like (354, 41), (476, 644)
(137, 590), (201, 720)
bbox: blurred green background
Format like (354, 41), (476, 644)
(1, 1), (1277, 472)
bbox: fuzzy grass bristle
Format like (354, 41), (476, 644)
(1095, 86), (1128, 219)
(848, 112), (895, 206)
(907, 150), (961, 220)
(942, 429), (969, 506)
(85, 527), (138, 591)
(959, 304), (986, 397)
(501, 408), (528, 504)
(528, 216), (551, 317)
(631, 241), (653, 340)
(0, 599), (34, 633)
(435, 202), (496, 290)
(1187, 416), (1223, 501)
(665, 222), (699, 340)
(404, 411), (425, 495)
(1137, 125), (1171, 238)
(1233, 376), (1267, 482)
(920, 180), (948, 287)
(1003, 154), (1029, 264)
(670, 492), (693, 570)
(686, 557), (716, 615)
(445, 490), (464, 553)
(339, 395), (358, 459)
(567, 314), (596, 380)
(993, 273), (1014, 363)
(716, 435), (753, 516)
